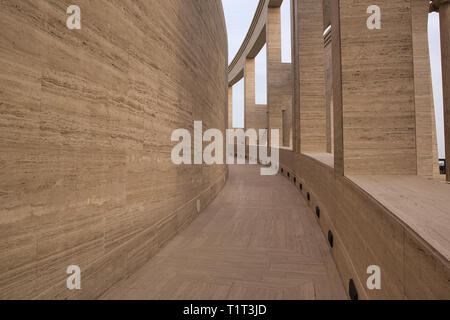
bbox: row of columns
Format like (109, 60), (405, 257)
(227, 1), (292, 149)
(228, 0), (448, 180)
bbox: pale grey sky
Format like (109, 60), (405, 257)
(222, 1), (445, 159)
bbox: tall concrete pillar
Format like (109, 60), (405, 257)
(291, 0), (300, 153)
(267, 6), (283, 147)
(331, 0), (437, 176)
(228, 86), (233, 129)
(324, 29), (334, 155)
(244, 58), (256, 131)
(295, 0), (327, 154)
(411, 0), (440, 178)
(330, 0), (344, 175)
(437, 0), (450, 182)
(267, 4), (293, 148)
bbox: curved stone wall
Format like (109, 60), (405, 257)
(0, 0), (228, 299)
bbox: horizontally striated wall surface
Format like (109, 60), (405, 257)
(0, 0), (228, 299)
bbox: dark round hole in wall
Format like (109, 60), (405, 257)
(328, 230), (334, 248)
(287, 172), (290, 178)
(294, 177), (297, 183)
(316, 207), (320, 219)
(307, 193), (311, 201)
(300, 184), (303, 190)
(349, 279), (359, 301)
(281, 168), (284, 173)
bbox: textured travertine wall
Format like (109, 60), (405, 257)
(0, 0), (228, 299)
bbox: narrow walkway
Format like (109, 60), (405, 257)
(102, 165), (347, 300)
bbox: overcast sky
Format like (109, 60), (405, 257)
(222, 1), (445, 159)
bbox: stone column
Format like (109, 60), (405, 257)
(228, 86), (233, 129)
(267, 4), (293, 148)
(296, 0), (327, 153)
(331, 0), (344, 175)
(291, 0), (300, 153)
(411, 0), (440, 178)
(438, 0), (450, 182)
(244, 58), (256, 131)
(331, 0), (432, 176)
(267, 6), (283, 147)
(325, 27), (334, 154)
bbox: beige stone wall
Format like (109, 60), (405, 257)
(0, 0), (228, 299)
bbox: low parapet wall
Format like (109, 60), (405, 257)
(278, 149), (449, 300)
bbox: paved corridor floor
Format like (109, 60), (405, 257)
(102, 165), (347, 300)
